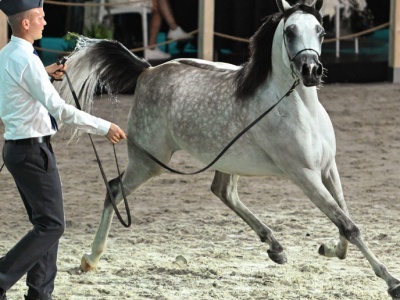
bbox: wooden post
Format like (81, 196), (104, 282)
(389, 0), (400, 82)
(198, 0), (214, 61)
(0, 11), (7, 50)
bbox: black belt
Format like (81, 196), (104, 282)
(5, 136), (51, 145)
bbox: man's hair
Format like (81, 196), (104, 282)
(7, 10), (31, 33)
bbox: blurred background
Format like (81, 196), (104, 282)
(4, 0), (391, 83)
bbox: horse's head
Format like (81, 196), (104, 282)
(278, 0), (325, 87)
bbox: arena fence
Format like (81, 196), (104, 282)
(32, 1), (389, 59)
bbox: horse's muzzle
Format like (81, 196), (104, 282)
(292, 53), (323, 87)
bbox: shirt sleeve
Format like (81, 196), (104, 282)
(20, 57), (111, 136)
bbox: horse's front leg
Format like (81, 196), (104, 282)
(291, 168), (400, 299)
(319, 162), (349, 259)
(211, 171), (287, 264)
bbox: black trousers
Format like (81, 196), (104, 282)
(0, 142), (65, 300)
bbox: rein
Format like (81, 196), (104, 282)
(58, 62), (300, 227)
(62, 69), (132, 228)
(0, 77), (300, 203)
(1, 61), (131, 228)
(126, 79), (300, 175)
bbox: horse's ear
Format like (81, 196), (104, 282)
(276, 0), (292, 12)
(313, 0), (323, 11)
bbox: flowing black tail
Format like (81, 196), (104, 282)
(55, 36), (151, 114)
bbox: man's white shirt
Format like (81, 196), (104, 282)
(0, 35), (110, 140)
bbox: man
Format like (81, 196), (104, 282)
(0, 1), (126, 299)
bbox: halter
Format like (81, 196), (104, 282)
(282, 23), (321, 81)
(281, 5), (323, 64)
(288, 48), (321, 62)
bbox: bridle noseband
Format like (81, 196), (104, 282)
(288, 48), (321, 62)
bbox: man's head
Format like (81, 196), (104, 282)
(0, 0), (46, 43)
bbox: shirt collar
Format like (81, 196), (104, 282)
(10, 35), (35, 52)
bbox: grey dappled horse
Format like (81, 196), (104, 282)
(55, 0), (400, 297)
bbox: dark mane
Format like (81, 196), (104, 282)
(234, 5), (322, 100)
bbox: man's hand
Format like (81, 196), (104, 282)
(46, 62), (67, 81)
(106, 123), (127, 144)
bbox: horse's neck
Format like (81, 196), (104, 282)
(269, 21), (295, 91)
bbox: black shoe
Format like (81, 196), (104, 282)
(0, 288), (6, 300)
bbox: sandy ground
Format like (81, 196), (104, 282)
(0, 82), (399, 300)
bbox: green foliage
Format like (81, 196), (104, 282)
(83, 23), (113, 40)
(63, 23), (113, 51)
(62, 32), (79, 51)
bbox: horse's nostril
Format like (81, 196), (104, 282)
(301, 64), (309, 76)
(315, 63), (323, 76)
(310, 63), (323, 77)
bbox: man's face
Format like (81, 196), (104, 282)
(24, 7), (47, 41)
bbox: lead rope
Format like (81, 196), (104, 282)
(126, 79), (300, 175)
(0, 69), (131, 227)
(60, 62), (299, 226)
(1, 79), (299, 181)
(62, 69), (132, 228)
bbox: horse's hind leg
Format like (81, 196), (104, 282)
(211, 171), (287, 264)
(81, 158), (163, 271)
(80, 174), (122, 271)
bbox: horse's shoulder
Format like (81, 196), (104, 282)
(172, 58), (239, 72)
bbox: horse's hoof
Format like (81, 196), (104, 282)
(318, 240), (337, 258)
(388, 283), (400, 299)
(318, 244), (326, 256)
(81, 254), (97, 272)
(267, 249), (287, 264)
(318, 240), (347, 259)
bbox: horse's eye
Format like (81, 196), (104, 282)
(316, 26), (325, 39)
(285, 24), (298, 42)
